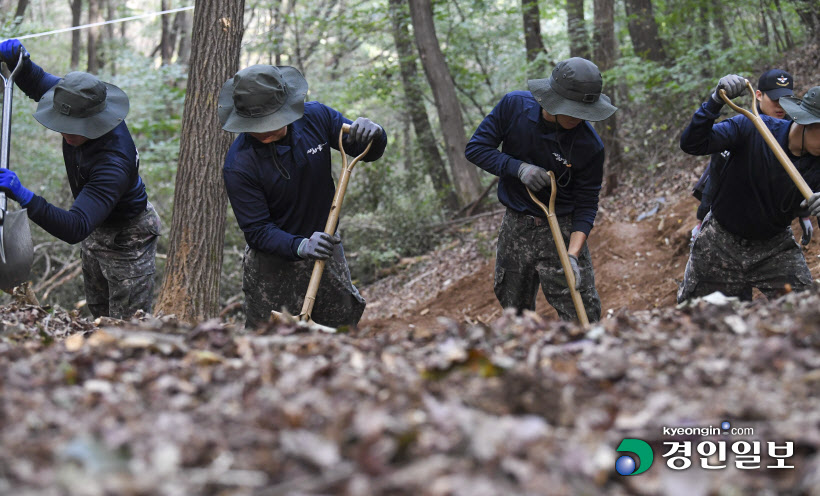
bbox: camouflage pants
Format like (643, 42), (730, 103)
(242, 242), (366, 329)
(677, 212), (812, 302)
(494, 209), (601, 322)
(81, 204), (161, 319)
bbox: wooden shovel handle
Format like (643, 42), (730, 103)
(299, 122), (374, 322)
(720, 81), (814, 201)
(525, 171), (589, 327)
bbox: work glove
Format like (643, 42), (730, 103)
(0, 169), (34, 206)
(567, 254), (581, 290)
(800, 192), (820, 218)
(517, 163), (549, 192)
(799, 217), (813, 246)
(347, 117), (382, 144)
(0, 39), (29, 69)
(297, 231), (340, 260)
(711, 74), (746, 105)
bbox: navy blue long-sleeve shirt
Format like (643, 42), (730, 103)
(13, 59), (147, 244)
(465, 90), (605, 236)
(680, 98), (820, 240)
(223, 101), (387, 260)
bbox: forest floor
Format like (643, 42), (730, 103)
(2, 155), (819, 495)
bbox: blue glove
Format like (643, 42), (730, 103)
(0, 39), (29, 68)
(297, 231), (340, 260)
(567, 254), (581, 290)
(0, 169), (34, 206)
(347, 117), (382, 144)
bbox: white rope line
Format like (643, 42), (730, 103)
(14, 6), (195, 41)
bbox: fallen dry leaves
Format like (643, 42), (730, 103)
(1, 289), (819, 495)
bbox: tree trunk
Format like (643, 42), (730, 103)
(389, 0), (459, 211)
(566, 0), (589, 59)
(159, 0), (174, 65)
(69, 0), (83, 71)
(592, 0), (621, 195)
(408, 0), (481, 207)
(155, 0), (245, 322)
(791, 0), (820, 44)
(623, 0), (666, 63)
(86, 0), (101, 74)
(174, 8), (192, 65)
(773, 0), (794, 49)
(521, 0), (549, 77)
(105, 0), (116, 75)
(14, 0), (29, 19)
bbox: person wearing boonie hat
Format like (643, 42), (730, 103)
(465, 57), (617, 323)
(678, 76), (820, 303)
(688, 69), (812, 263)
(0, 39), (161, 319)
(219, 64), (387, 330)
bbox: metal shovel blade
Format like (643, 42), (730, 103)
(0, 208), (33, 291)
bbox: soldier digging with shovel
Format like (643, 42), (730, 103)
(679, 76), (820, 301)
(0, 39), (161, 319)
(465, 57), (618, 323)
(219, 65), (387, 330)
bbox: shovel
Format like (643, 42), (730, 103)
(270, 123), (373, 331)
(525, 171), (589, 326)
(719, 81), (814, 202)
(0, 52), (34, 291)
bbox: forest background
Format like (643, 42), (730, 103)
(0, 0), (818, 320)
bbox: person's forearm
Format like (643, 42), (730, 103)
(568, 231), (587, 257)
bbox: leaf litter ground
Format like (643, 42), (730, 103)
(2, 170), (820, 495)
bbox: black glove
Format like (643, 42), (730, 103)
(0, 39), (29, 69)
(567, 254), (581, 290)
(517, 163), (549, 192)
(801, 192), (820, 218)
(799, 217), (813, 246)
(348, 117), (382, 144)
(297, 232), (340, 260)
(711, 74), (746, 104)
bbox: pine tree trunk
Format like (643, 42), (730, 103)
(155, 0), (245, 322)
(408, 0), (481, 207)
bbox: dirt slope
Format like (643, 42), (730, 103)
(359, 183), (820, 334)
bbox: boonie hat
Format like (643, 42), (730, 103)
(219, 65), (308, 133)
(527, 57), (617, 122)
(758, 69), (793, 100)
(33, 72), (129, 139)
(780, 86), (820, 126)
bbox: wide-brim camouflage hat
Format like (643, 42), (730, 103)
(219, 65), (308, 133)
(33, 72), (129, 139)
(528, 57), (617, 122)
(780, 86), (820, 125)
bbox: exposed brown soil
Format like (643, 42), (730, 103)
(359, 185), (820, 334)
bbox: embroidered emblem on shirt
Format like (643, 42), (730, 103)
(552, 152), (568, 166)
(307, 142), (328, 155)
